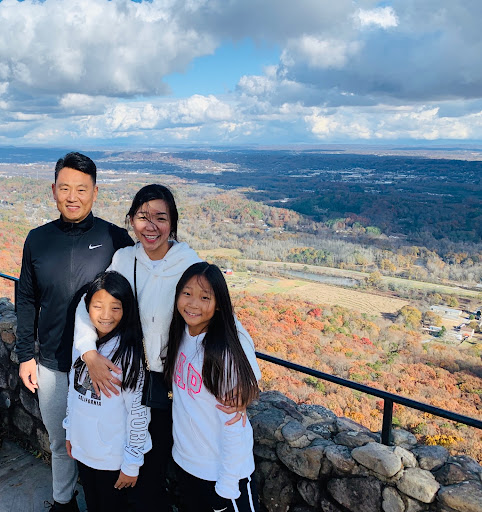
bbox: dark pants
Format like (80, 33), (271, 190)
(176, 463), (259, 512)
(77, 461), (129, 512)
(132, 406), (173, 512)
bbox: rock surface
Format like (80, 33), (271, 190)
(382, 486), (405, 512)
(396, 468), (440, 503)
(352, 442), (402, 477)
(413, 445), (449, 471)
(277, 439), (327, 479)
(328, 476), (383, 512)
(437, 481), (482, 512)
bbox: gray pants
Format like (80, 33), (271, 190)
(37, 363), (78, 504)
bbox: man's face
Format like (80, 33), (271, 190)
(52, 167), (98, 223)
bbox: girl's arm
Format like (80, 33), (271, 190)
(121, 367), (152, 478)
(73, 295), (122, 397)
(214, 407), (253, 501)
(214, 321), (258, 498)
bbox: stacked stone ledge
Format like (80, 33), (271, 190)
(250, 391), (482, 512)
(0, 299), (481, 511)
(0, 298), (51, 454)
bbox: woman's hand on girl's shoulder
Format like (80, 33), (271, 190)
(83, 350), (122, 397)
(215, 401), (248, 427)
(114, 471), (138, 490)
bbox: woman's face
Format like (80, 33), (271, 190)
(130, 199), (171, 260)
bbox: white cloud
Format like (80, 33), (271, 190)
(281, 37), (361, 70)
(303, 104), (482, 141)
(11, 113), (46, 121)
(0, 0), (217, 98)
(1, 0), (482, 145)
(59, 94), (108, 115)
(238, 75), (275, 97)
(355, 7), (399, 29)
(104, 103), (161, 131)
(70, 94), (234, 142)
(173, 95), (233, 123)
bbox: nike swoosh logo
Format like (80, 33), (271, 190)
(89, 244), (103, 250)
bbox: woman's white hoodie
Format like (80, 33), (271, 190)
(74, 241), (201, 372)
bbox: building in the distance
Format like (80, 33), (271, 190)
(429, 305), (462, 319)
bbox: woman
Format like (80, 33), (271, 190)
(74, 184), (257, 511)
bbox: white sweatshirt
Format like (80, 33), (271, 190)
(172, 327), (261, 500)
(63, 337), (152, 476)
(74, 241), (201, 372)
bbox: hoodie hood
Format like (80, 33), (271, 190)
(134, 241), (200, 277)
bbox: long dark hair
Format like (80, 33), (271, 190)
(74, 271), (144, 391)
(165, 262), (258, 407)
(126, 184), (178, 240)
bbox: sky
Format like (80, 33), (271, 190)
(1, 0), (482, 147)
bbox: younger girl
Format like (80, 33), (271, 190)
(165, 262), (260, 512)
(64, 271), (152, 512)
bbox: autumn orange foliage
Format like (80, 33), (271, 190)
(233, 292), (482, 462)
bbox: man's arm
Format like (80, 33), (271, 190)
(16, 234), (39, 392)
(19, 358), (38, 393)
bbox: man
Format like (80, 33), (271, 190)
(16, 152), (134, 511)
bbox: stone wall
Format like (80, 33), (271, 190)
(0, 298), (50, 453)
(1, 299), (481, 512)
(250, 391), (482, 512)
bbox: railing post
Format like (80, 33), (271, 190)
(381, 398), (394, 445)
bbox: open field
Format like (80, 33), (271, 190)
(227, 272), (409, 317)
(198, 248), (243, 259)
(285, 281), (408, 316)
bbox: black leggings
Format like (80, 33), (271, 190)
(77, 461), (130, 512)
(176, 463), (259, 512)
(131, 406), (173, 512)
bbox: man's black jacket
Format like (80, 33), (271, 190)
(16, 212), (134, 372)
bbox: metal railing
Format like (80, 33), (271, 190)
(1, 272), (480, 445)
(0, 272), (18, 312)
(256, 352), (482, 445)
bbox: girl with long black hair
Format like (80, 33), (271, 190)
(165, 262), (260, 512)
(64, 271), (151, 512)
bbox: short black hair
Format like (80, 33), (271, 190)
(55, 152), (97, 184)
(126, 184), (179, 241)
